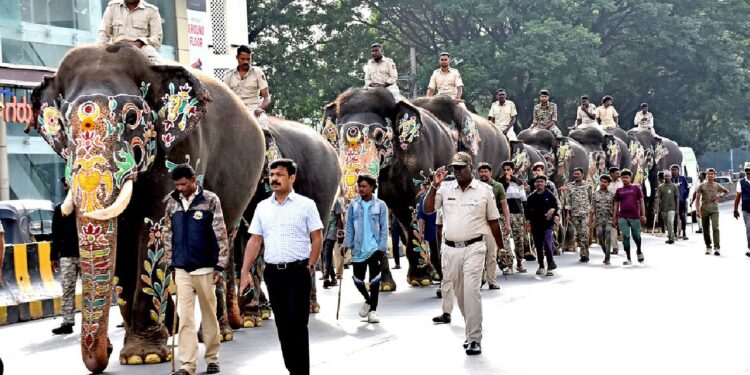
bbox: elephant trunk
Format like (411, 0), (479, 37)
(77, 215), (117, 373)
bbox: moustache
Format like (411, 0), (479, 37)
(270, 182), (281, 186)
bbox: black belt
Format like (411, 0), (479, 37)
(266, 259), (309, 270)
(444, 236), (483, 248)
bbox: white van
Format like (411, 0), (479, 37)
(680, 147), (700, 214)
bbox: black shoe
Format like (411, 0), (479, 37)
(323, 280), (331, 289)
(548, 262), (558, 271)
(52, 323), (73, 335)
(696, 229), (703, 233)
(463, 340), (469, 349)
(682, 236), (688, 240)
(611, 249), (619, 255)
(579, 256), (589, 263)
(666, 240), (674, 244)
(637, 252), (644, 263)
(171, 370), (190, 375)
(465, 341), (482, 355)
(344, 264), (350, 269)
(488, 284), (500, 290)
(436, 289), (442, 298)
(432, 313), (451, 324)
(207, 363), (220, 374)
(393, 265), (401, 269)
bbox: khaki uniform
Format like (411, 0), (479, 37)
(223, 67), (269, 112)
(596, 105), (619, 129)
(531, 102), (562, 137)
(488, 100), (518, 140)
(428, 68), (464, 97)
(364, 57), (400, 97)
(97, 0), (163, 64)
(576, 103), (598, 127)
(482, 179), (506, 284)
(564, 182), (593, 257)
(435, 179), (500, 343)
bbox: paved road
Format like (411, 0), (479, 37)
(2, 202), (750, 375)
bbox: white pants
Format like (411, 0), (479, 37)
(441, 241), (486, 342)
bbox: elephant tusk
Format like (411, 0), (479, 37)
(83, 180), (133, 221)
(61, 188), (75, 216)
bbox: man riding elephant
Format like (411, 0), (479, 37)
(29, 44), (266, 373)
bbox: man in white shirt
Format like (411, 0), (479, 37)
(427, 52), (464, 104)
(487, 89), (518, 140)
(571, 95), (598, 130)
(240, 159), (323, 375)
(596, 95), (619, 130)
(634, 103), (655, 134)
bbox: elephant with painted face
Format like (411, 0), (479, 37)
(626, 128), (682, 226)
(322, 88), (456, 287)
(568, 126), (632, 189)
(509, 140), (545, 181)
(30, 45), (265, 373)
(517, 128), (589, 189)
(410, 96), (511, 178)
(233, 117), (341, 327)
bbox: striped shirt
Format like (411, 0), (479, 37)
(248, 190), (324, 264)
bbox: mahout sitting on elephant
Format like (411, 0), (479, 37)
(29, 44), (266, 373)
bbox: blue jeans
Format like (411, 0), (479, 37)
(531, 227), (556, 268)
(618, 218), (642, 256)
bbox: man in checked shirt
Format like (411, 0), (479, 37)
(240, 159), (323, 375)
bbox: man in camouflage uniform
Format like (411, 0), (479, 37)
(530, 89), (562, 137)
(592, 175), (615, 265)
(51, 178), (80, 335)
(564, 167), (593, 262)
(499, 161), (530, 272)
(477, 163), (511, 286)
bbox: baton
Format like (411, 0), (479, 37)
(336, 258), (344, 320)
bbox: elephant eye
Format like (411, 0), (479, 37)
(372, 128), (385, 143)
(124, 108), (139, 127)
(132, 144), (143, 166)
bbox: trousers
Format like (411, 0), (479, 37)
(264, 263), (312, 375)
(571, 215), (590, 257)
(662, 210), (676, 240)
(595, 223), (612, 258)
(175, 269), (220, 375)
(60, 257), (80, 325)
(618, 218), (642, 256)
(743, 211), (750, 250)
(483, 234), (498, 285)
(352, 251), (383, 311)
(322, 239), (336, 279)
(441, 241), (486, 342)
(701, 210), (720, 249)
(531, 228), (556, 269)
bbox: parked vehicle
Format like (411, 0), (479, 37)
(0, 200), (54, 245)
(714, 175), (735, 201)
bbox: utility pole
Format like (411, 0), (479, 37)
(410, 47), (417, 99)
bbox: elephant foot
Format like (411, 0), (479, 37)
(406, 267), (432, 287)
(198, 323), (233, 342)
(379, 270), (397, 292)
(119, 326), (170, 366)
(261, 307), (272, 320)
(420, 277), (431, 287)
(242, 310), (263, 328)
(227, 298), (243, 329)
(310, 300), (320, 314)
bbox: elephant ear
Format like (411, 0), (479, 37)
(456, 112), (481, 157)
(603, 134), (620, 164)
(31, 75), (71, 160)
(510, 140), (531, 177)
(392, 101), (424, 151)
(320, 101), (339, 149)
(148, 65), (211, 151)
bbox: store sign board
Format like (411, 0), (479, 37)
(0, 88), (33, 125)
(187, 0), (210, 70)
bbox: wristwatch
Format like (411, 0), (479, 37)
(307, 263), (315, 271)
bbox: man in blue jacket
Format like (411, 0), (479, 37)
(343, 174), (389, 323)
(670, 164), (690, 240)
(162, 164), (228, 375)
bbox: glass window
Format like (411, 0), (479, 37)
(16, 0), (90, 30)
(1, 38), (72, 66)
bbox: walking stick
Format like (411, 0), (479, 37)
(651, 210), (658, 234)
(336, 263), (343, 320)
(171, 271), (178, 373)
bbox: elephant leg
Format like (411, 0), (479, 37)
(119, 217), (172, 366)
(240, 252), (265, 328)
(403, 218), (431, 287)
(259, 289), (272, 320)
(378, 250), (397, 292)
(224, 229), (242, 330)
(199, 281), (232, 342)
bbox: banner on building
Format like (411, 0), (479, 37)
(187, 0), (210, 70)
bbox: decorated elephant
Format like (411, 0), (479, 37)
(410, 96), (511, 177)
(604, 126), (629, 145)
(516, 128), (589, 188)
(232, 117), (341, 327)
(322, 88), (458, 287)
(627, 128), (682, 227)
(509, 140), (545, 180)
(568, 126), (631, 189)
(29, 45), (265, 373)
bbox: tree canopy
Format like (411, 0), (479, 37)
(246, 0), (749, 155)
